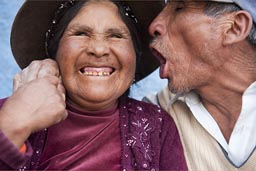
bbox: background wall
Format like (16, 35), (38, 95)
(0, 0), (23, 98)
(0, 0), (167, 100)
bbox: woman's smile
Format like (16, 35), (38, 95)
(56, 1), (136, 110)
(80, 66), (114, 76)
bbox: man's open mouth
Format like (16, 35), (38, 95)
(151, 48), (166, 65)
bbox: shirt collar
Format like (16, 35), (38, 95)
(175, 81), (256, 167)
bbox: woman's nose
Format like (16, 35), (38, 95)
(87, 39), (109, 58)
(149, 11), (166, 38)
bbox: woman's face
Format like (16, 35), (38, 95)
(56, 0), (136, 110)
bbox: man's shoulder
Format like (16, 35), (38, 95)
(142, 86), (177, 110)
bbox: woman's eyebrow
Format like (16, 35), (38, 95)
(68, 23), (92, 32)
(68, 23), (130, 36)
(106, 27), (129, 34)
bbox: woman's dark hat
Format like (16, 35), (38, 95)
(11, 0), (163, 81)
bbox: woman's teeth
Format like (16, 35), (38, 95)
(83, 71), (110, 76)
(81, 67), (113, 76)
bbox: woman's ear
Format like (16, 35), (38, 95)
(223, 10), (253, 46)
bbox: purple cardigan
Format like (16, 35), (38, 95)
(0, 97), (187, 170)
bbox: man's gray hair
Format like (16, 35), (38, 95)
(203, 2), (256, 47)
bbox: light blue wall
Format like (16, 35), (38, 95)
(0, 0), (23, 98)
(0, 0), (167, 100)
(129, 68), (167, 100)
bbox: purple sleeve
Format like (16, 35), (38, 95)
(0, 98), (33, 169)
(0, 131), (33, 169)
(159, 112), (188, 171)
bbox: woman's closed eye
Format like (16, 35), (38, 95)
(109, 33), (123, 39)
(74, 31), (90, 37)
(107, 28), (130, 39)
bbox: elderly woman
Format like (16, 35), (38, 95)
(0, 0), (187, 170)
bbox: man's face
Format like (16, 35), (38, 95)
(149, 1), (227, 93)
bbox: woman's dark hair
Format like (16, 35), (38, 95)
(47, 0), (142, 81)
(47, 0), (85, 58)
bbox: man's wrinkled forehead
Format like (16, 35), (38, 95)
(163, 0), (256, 24)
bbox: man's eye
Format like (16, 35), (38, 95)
(174, 2), (185, 12)
(175, 7), (183, 12)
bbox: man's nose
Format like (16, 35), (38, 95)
(149, 11), (166, 38)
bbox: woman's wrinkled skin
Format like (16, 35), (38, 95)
(56, 0), (136, 111)
(0, 0), (137, 149)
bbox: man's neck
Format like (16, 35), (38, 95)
(196, 75), (255, 142)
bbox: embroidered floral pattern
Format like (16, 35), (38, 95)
(126, 104), (157, 169)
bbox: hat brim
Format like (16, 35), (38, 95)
(11, 0), (162, 81)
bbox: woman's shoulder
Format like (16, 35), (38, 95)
(122, 97), (174, 124)
(125, 97), (164, 113)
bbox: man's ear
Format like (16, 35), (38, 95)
(223, 10), (253, 46)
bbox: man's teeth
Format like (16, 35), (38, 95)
(83, 71), (110, 76)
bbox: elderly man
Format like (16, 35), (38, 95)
(3, 0), (256, 170)
(144, 0), (256, 170)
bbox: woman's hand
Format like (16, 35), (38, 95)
(0, 59), (67, 148)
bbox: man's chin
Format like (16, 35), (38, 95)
(168, 83), (190, 94)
